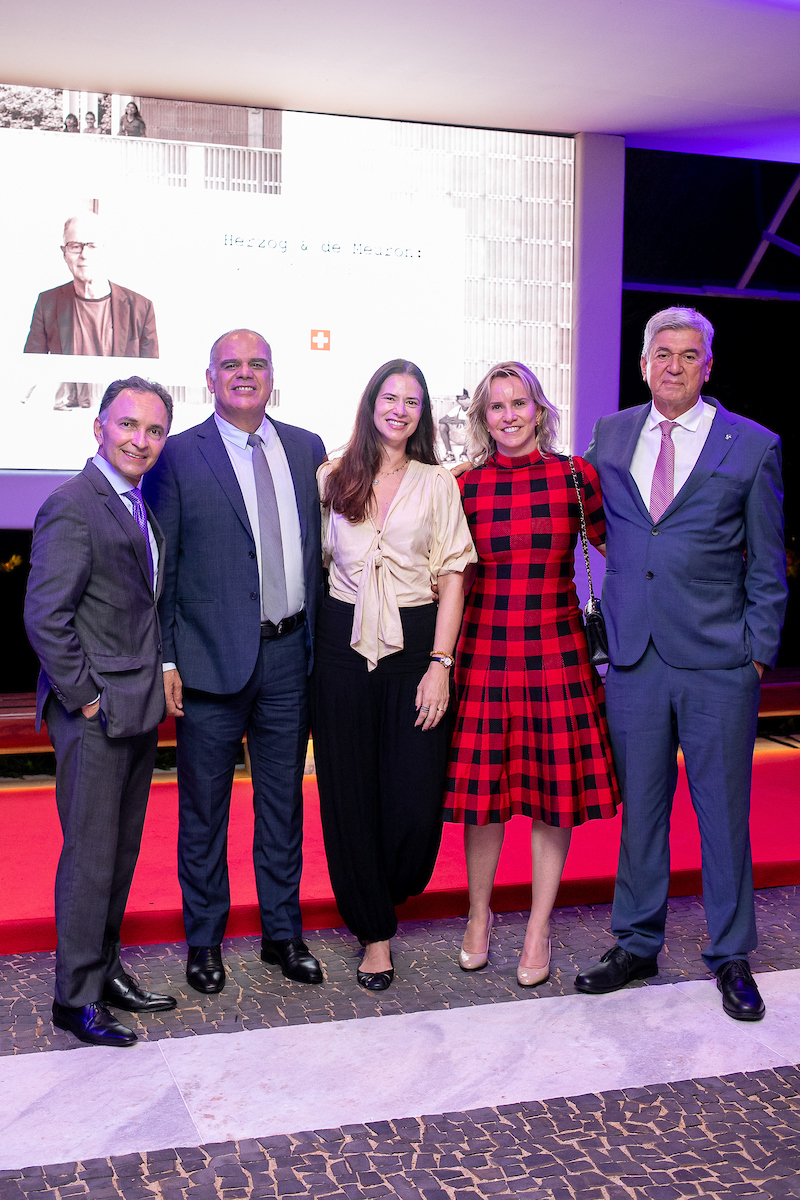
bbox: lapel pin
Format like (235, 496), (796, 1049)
(725, 434), (732, 440)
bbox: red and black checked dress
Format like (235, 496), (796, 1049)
(443, 449), (620, 827)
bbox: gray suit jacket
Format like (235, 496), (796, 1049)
(24, 460), (166, 738)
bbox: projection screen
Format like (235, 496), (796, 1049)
(1, 89), (575, 473)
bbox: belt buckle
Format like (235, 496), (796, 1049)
(276, 618), (285, 636)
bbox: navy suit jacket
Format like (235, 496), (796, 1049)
(24, 281), (159, 357)
(24, 460), (166, 738)
(142, 414), (326, 694)
(585, 398), (787, 671)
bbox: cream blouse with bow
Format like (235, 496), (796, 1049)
(319, 460), (477, 671)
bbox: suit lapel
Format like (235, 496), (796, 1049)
(658, 398), (738, 519)
(83, 460), (153, 590)
(109, 283), (129, 356)
(196, 417), (254, 537)
(144, 501), (166, 600)
(617, 405), (653, 521)
(271, 418), (308, 543)
(57, 284), (74, 354)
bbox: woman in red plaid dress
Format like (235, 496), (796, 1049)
(444, 362), (619, 986)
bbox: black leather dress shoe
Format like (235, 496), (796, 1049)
(574, 944), (659, 994)
(261, 936), (323, 984)
(186, 945), (225, 994)
(52, 1001), (137, 1047)
(716, 959), (765, 1021)
(103, 972), (177, 1012)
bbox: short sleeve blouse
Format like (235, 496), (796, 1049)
(319, 460), (476, 670)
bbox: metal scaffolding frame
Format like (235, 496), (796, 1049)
(624, 168), (800, 303)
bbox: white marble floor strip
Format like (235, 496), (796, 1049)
(1, 970), (798, 1170)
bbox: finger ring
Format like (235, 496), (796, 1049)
(437, 706), (445, 711)
(420, 705), (430, 712)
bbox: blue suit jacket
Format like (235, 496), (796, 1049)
(585, 398), (787, 670)
(142, 414), (326, 694)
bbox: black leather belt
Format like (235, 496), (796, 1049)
(261, 611), (306, 640)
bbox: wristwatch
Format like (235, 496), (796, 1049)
(430, 651), (455, 669)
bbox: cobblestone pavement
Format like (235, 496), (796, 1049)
(1, 888), (799, 1057)
(2, 1066), (799, 1198)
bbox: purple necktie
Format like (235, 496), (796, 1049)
(126, 487), (154, 589)
(649, 420), (679, 524)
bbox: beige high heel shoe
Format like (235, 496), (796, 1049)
(459, 909), (494, 971)
(517, 938), (551, 988)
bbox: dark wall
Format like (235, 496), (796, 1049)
(622, 148), (800, 667)
(0, 531), (38, 692)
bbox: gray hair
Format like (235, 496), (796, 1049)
(466, 362), (560, 467)
(98, 376), (173, 429)
(642, 307), (714, 360)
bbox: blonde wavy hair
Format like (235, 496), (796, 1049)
(466, 362), (560, 466)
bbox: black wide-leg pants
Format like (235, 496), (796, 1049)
(311, 596), (448, 943)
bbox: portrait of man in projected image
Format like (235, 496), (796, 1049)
(24, 210), (159, 359)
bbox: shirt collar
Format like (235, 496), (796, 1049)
(647, 395), (707, 433)
(214, 411), (272, 448)
(92, 451), (137, 496)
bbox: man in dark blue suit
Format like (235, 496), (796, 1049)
(143, 329), (326, 992)
(575, 307), (787, 1020)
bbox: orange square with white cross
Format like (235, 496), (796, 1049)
(310, 330), (331, 351)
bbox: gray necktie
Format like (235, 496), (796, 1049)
(247, 432), (287, 623)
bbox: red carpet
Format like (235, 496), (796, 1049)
(1, 746), (798, 954)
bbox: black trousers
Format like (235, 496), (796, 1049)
(311, 596), (448, 943)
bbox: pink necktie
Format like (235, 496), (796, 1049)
(649, 420), (679, 523)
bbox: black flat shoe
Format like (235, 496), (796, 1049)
(52, 1001), (137, 1047)
(357, 952), (394, 991)
(103, 972), (177, 1012)
(574, 944), (659, 994)
(186, 945), (225, 994)
(716, 959), (765, 1021)
(261, 936), (323, 984)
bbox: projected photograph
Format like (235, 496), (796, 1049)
(0, 85), (574, 470)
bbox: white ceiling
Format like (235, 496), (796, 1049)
(3, 0), (800, 162)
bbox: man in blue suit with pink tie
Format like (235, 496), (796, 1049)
(574, 307), (787, 1020)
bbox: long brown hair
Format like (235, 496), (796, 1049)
(323, 359), (438, 522)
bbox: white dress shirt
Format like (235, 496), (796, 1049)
(92, 452), (159, 594)
(214, 412), (305, 621)
(629, 397), (716, 510)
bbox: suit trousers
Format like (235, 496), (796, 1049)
(45, 694), (158, 1007)
(311, 597), (447, 944)
(604, 641), (761, 970)
(176, 626), (308, 946)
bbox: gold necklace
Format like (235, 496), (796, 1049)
(374, 458), (409, 485)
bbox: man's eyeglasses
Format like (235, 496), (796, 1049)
(62, 241), (99, 254)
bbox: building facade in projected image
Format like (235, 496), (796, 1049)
(0, 83), (574, 471)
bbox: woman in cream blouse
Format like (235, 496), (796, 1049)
(312, 359), (476, 990)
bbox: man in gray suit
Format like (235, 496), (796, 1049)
(574, 308), (787, 1020)
(25, 376), (177, 1047)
